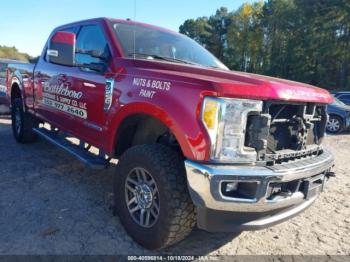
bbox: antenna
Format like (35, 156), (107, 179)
(133, 0), (137, 21)
(133, 0), (137, 59)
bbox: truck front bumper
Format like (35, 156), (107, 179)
(184, 150), (334, 232)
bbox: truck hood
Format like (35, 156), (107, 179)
(132, 60), (333, 104)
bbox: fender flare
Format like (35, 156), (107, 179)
(105, 102), (208, 161)
(9, 70), (25, 103)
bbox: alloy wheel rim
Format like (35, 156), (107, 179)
(327, 118), (340, 132)
(125, 167), (160, 228)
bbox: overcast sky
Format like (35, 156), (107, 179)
(0, 0), (252, 56)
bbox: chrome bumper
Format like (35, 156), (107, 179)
(185, 150), (334, 213)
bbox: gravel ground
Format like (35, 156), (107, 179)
(0, 115), (349, 256)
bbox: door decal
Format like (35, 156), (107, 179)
(41, 81), (87, 119)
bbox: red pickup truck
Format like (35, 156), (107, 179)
(6, 18), (335, 249)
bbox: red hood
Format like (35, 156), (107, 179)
(130, 60), (333, 104)
(216, 71), (333, 104)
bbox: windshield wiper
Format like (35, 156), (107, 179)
(128, 52), (200, 66)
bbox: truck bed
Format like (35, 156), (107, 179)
(7, 62), (35, 78)
(1, 60), (30, 111)
(6, 62), (35, 107)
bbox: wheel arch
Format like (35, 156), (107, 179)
(9, 72), (25, 105)
(10, 82), (22, 102)
(328, 113), (344, 123)
(113, 113), (178, 158)
(106, 102), (203, 160)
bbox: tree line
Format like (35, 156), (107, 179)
(0, 45), (38, 63)
(179, 0), (350, 91)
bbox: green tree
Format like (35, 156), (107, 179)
(179, 0), (350, 90)
(0, 45), (30, 62)
(226, 2), (265, 72)
(179, 17), (212, 47)
(294, 0), (350, 89)
(261, 0), (299, 78)
(207, 7), (230, 59)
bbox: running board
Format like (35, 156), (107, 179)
(33, 127), (110, 170)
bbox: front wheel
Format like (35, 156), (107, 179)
(11, 98), (37, 143)
(114, 144), (196, 250)
(326, 115), (343, 134)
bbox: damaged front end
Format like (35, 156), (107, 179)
(245, 102), (328, 165)
(185, 99), (334, 232)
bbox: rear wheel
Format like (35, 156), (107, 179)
(326, 115), (343, 134)
(11, 97), (37, 143)
(114, 144), (196, 250)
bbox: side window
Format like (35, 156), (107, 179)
(46, 27), (78, 63)
(338, 94), (349, 100)
(338, 94), (350, 105)
(75, 25), (110, 66)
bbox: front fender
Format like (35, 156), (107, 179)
(105, 101), (211, 161)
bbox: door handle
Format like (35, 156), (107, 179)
(83, 82), (96, 88)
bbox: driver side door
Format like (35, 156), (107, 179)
(69, 24), (112, 147)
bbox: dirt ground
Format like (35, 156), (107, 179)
(0, 115), (349, 256)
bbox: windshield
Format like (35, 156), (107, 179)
(112, 22), (228, 70)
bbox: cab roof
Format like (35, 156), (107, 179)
(55, 17), (180, 36)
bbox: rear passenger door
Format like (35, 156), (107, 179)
(34, 27), (80, 129)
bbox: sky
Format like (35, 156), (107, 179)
(0, 0), (252, 56)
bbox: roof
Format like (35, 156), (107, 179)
(108, 18), (179, 35)
(55, 17), (180, 35)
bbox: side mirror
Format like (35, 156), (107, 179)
(47, 31), (76, 66)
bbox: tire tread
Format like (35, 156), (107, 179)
(115, 144), (196, 249)
(11, 98), (37, 143)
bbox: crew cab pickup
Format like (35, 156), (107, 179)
(6, 18), (335, 250)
